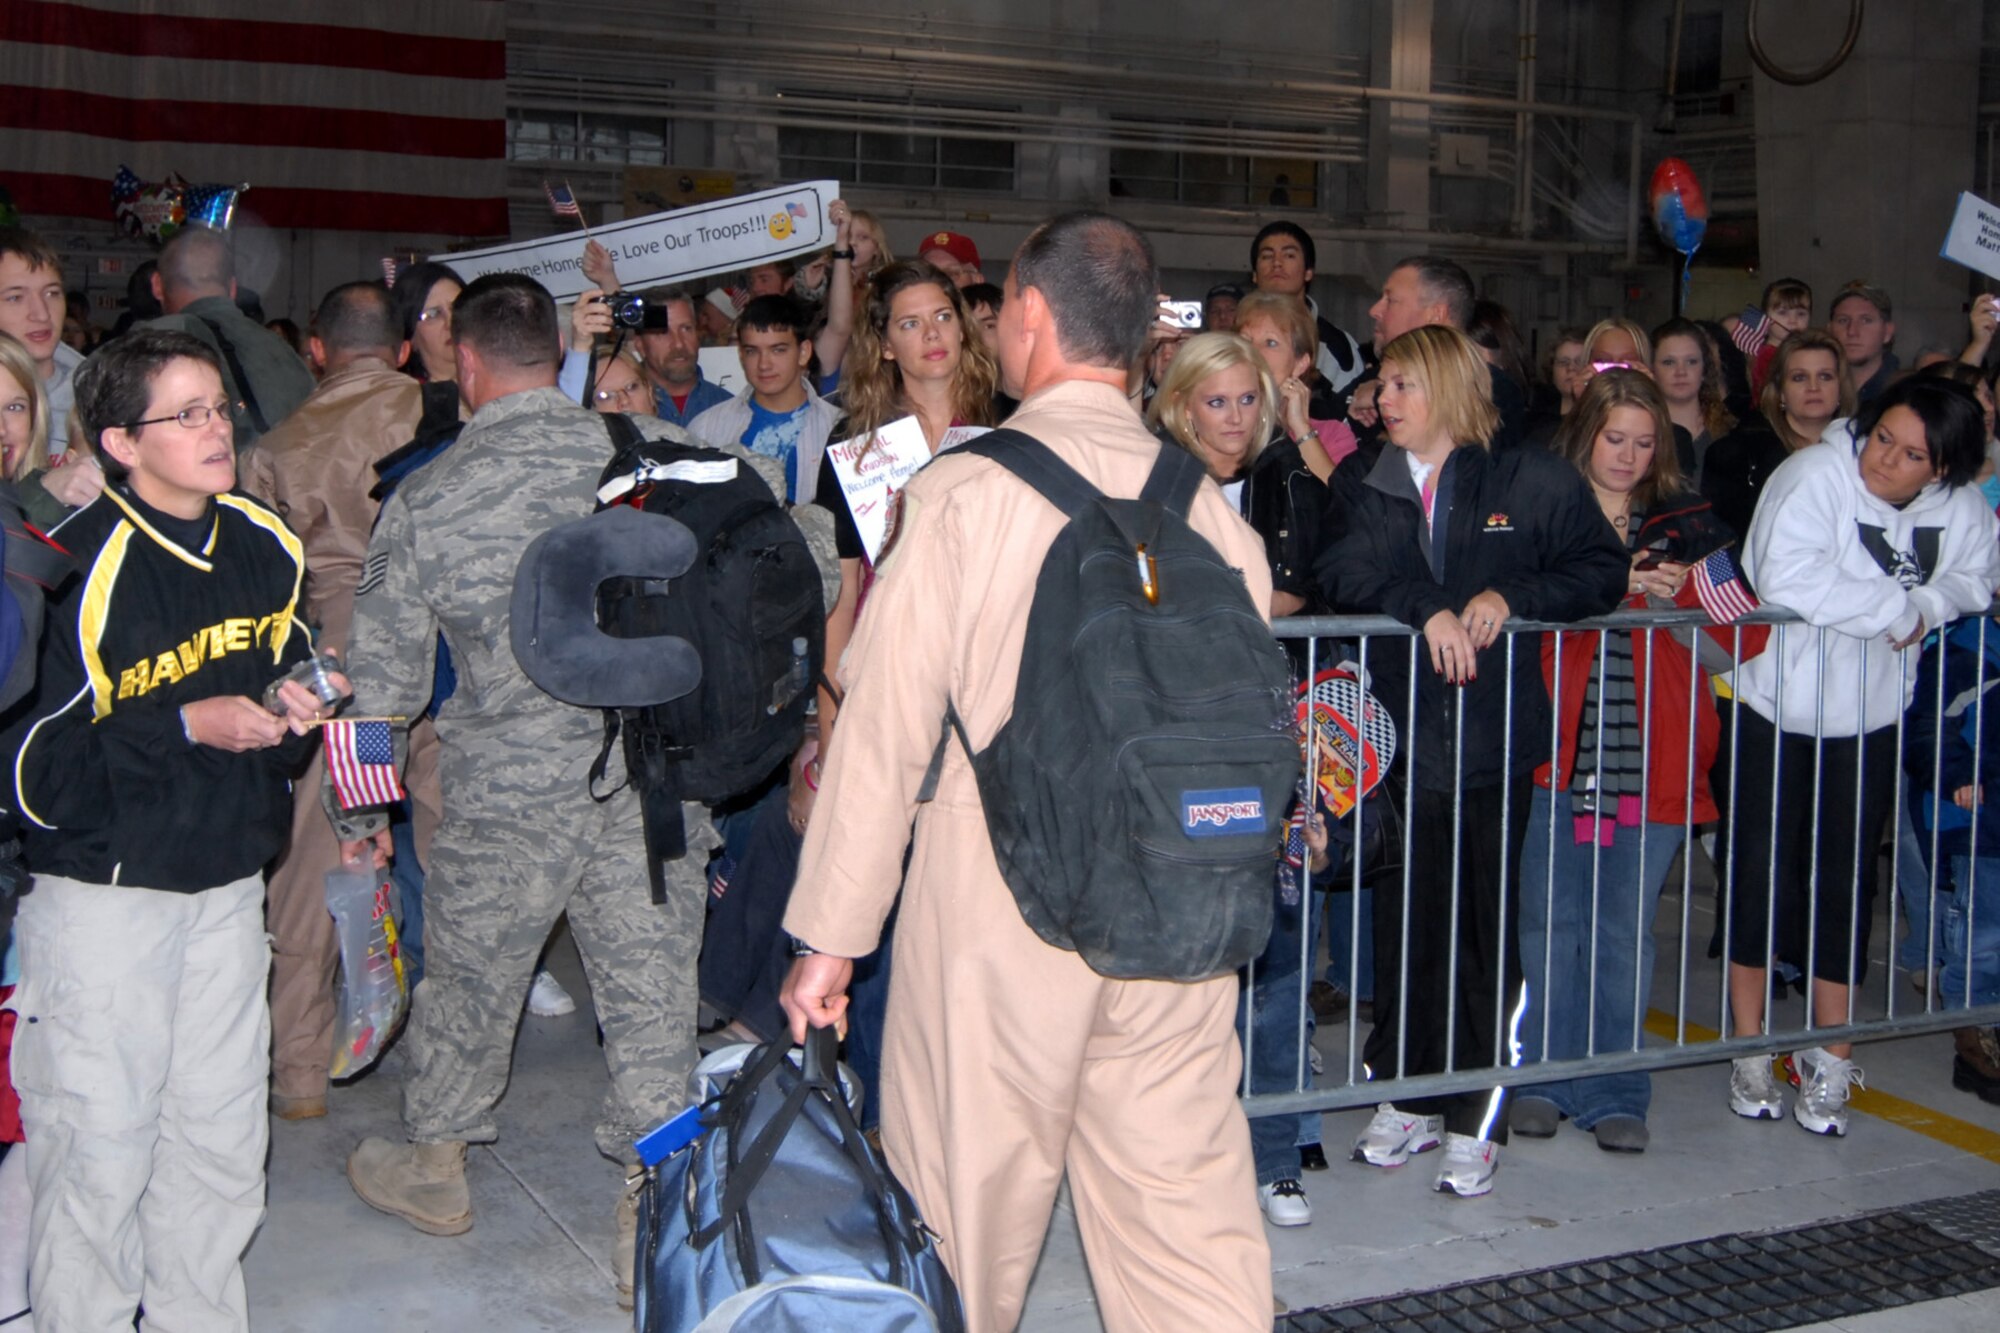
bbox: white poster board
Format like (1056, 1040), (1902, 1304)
(826, 419), (991, 563)
(1940, 191), (2000, 283)
(433, 181), (839, 303)
(698, 346), (745, 398)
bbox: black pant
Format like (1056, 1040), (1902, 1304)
(1365, 777), (1532, 1141)
(1723, 708), (1896, 987)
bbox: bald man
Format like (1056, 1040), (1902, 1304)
(142, 227), (314, 449)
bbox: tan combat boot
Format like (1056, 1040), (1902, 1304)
(347, 1138), (473, 1236)
(1952, 1026), (2000, 1104)
(615, 1178), (642, 1309)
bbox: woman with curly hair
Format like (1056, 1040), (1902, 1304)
(812, 259), (1001, 739)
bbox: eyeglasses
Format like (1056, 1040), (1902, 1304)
(594, 383), (648, 403)
(124, 400), (235, 431)
(418, 305), (452, 326)
(1553, 355), (1591, 371)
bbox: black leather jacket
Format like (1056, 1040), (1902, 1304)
(1235, 433), (1330, 609)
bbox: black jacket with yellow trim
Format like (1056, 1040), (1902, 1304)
(10, 485), (313, 892)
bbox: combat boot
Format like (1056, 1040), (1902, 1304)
(615, 1177), (642, 1309)
(1952, 1026), (2000, 1104)
(347, 1138), (473, 1236)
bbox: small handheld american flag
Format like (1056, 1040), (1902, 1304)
(323, 720), (405, 810)
(1694, 546), (1759, 625)
(1730, 311), (1769, 356)
(544, 180), (584, 222)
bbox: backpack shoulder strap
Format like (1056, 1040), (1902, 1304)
(193, 315), (270, 436)
(595, 411), (654, 497)
(958, 427), (1100, 519)
(600, 410), (646, 464)
(1140, 438), (1207, 517)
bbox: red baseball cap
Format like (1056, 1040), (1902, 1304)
(919, 230), (981, 271)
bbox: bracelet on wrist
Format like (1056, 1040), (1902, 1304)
(830, 249), (855, 261)
(802, 758), (822, 791)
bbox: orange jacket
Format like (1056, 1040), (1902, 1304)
(1533, 578), (1770, 825)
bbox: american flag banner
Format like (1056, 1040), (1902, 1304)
(544, 179), (583, 222)
(1730, 311), (1769, 356)
(1, 0), (507, 235)
(1694, 546), (1759, 625)
(323, 719), (405, 810)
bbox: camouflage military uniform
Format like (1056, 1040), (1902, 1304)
(347, 386), (825, 1161)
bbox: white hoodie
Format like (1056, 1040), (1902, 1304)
(1737, 419), (2000, 737)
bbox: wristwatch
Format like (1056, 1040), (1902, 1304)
(831, 249), (856, 261)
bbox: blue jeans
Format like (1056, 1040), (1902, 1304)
(389, 799), (426, 988)
(1518, 787), (1684, 1127)
(1943, 855), (2000, 1011)
(1896, 776), (1945, 974)
(1237, 872), (1319, 1185)
(1322, 888), (1373, 1001)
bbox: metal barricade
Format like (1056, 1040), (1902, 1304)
(1240, 605), (2000, 1120)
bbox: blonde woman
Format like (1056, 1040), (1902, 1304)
(1585, 317), (1652, 372)
(1231, 289), (1357, 480)
(1, 331), (100, 527)
(1319, 324), (1626, 1197)
(1148, 331), (1324, 616)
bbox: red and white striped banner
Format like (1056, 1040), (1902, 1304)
(0, 0), (507, 236)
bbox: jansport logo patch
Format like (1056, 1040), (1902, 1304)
(1183, 787), (1267, 838)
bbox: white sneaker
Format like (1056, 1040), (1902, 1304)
(1728, 1055), (1784, 1120)
(1433, 1132), (1498, 1197)
(527, 970), (576, 1018)
(1258, 1178), (1312, 1227)
(1792, 1047), (1865, 1137)
(1351, 1103), (1444, 1167)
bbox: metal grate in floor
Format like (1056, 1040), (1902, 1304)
(1901, 1186), (2000, 1260)
(1277, 1202), (2000, 1332)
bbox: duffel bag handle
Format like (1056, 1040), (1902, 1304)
(695, 1029), (916, 1289)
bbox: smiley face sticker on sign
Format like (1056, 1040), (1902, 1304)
(767, 212), (794, 240)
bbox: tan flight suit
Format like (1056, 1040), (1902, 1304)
(241, 356), (426, 1102)
(785, 379), (1274, 1333)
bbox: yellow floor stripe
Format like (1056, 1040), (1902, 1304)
(1643, 1009), (2000, 1165)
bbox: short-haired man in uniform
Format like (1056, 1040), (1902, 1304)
(781, 213), (1275, 1331)
(339, 273), (823, 1308)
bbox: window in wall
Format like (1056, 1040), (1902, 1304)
(776, 94), (1017, 192)
(1672, 11), (1724, 95)
(509, 111), (672, 165)
(1109, 124), (1318, 210)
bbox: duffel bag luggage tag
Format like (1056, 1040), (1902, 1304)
(635, 1103), (708, 1169)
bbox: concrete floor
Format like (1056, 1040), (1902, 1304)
(246, 872), (2000, 1332)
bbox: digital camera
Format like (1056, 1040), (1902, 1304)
(596, 290), (652, 330)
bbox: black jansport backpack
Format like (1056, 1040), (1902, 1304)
(593, 414), (824, 899)
(933, 429), (1298, 981)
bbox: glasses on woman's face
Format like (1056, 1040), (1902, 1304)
(1553, 354), (1590, 372)
(595, 382), (647, 405)
(124, 400), (235, 431)
(418, 305), (452, 327)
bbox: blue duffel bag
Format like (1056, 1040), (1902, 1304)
(634, 1026), (965, 1332)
